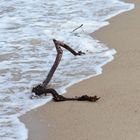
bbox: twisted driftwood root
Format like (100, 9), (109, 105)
(31, 84), (100, 102)
(31, 39), (100, 103)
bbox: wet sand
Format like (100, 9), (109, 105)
(20, 0), (140, 140)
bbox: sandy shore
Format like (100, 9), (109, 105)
(20, 0), (140, 139)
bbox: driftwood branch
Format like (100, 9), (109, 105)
(53, 39), (85, 56)
(32, 84), (100, 102)
(42, 40), (63, 87)
(72, 24), (83, 33)
(43, 39), (85, 87)
(31, 39), (100, 102)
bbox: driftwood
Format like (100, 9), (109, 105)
(72, 24), (83, 33)
(42, 39), (85, 87)
(32, 84), (100, 102)
(31, 39), (100, 102)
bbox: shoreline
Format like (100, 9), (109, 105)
(20, 0), (140, 140)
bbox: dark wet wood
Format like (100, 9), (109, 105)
(32, 39), (99, 102)
(32, 84), (100, 102)
(72, 24), (83, 32)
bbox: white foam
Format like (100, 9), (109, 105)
(0, 0), (134, 139)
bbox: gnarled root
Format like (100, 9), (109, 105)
(31, 84), (100, 102)
(31, 39), (100, 103)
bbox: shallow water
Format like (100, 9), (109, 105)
(0, 0), (134, 139)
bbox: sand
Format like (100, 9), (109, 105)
(20, 0), (140, 139)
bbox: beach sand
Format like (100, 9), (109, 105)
(20, 0), (140, 139)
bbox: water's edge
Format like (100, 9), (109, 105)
(20, 1), (135, 140)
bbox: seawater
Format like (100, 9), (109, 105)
(0, 0), (134, 139)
